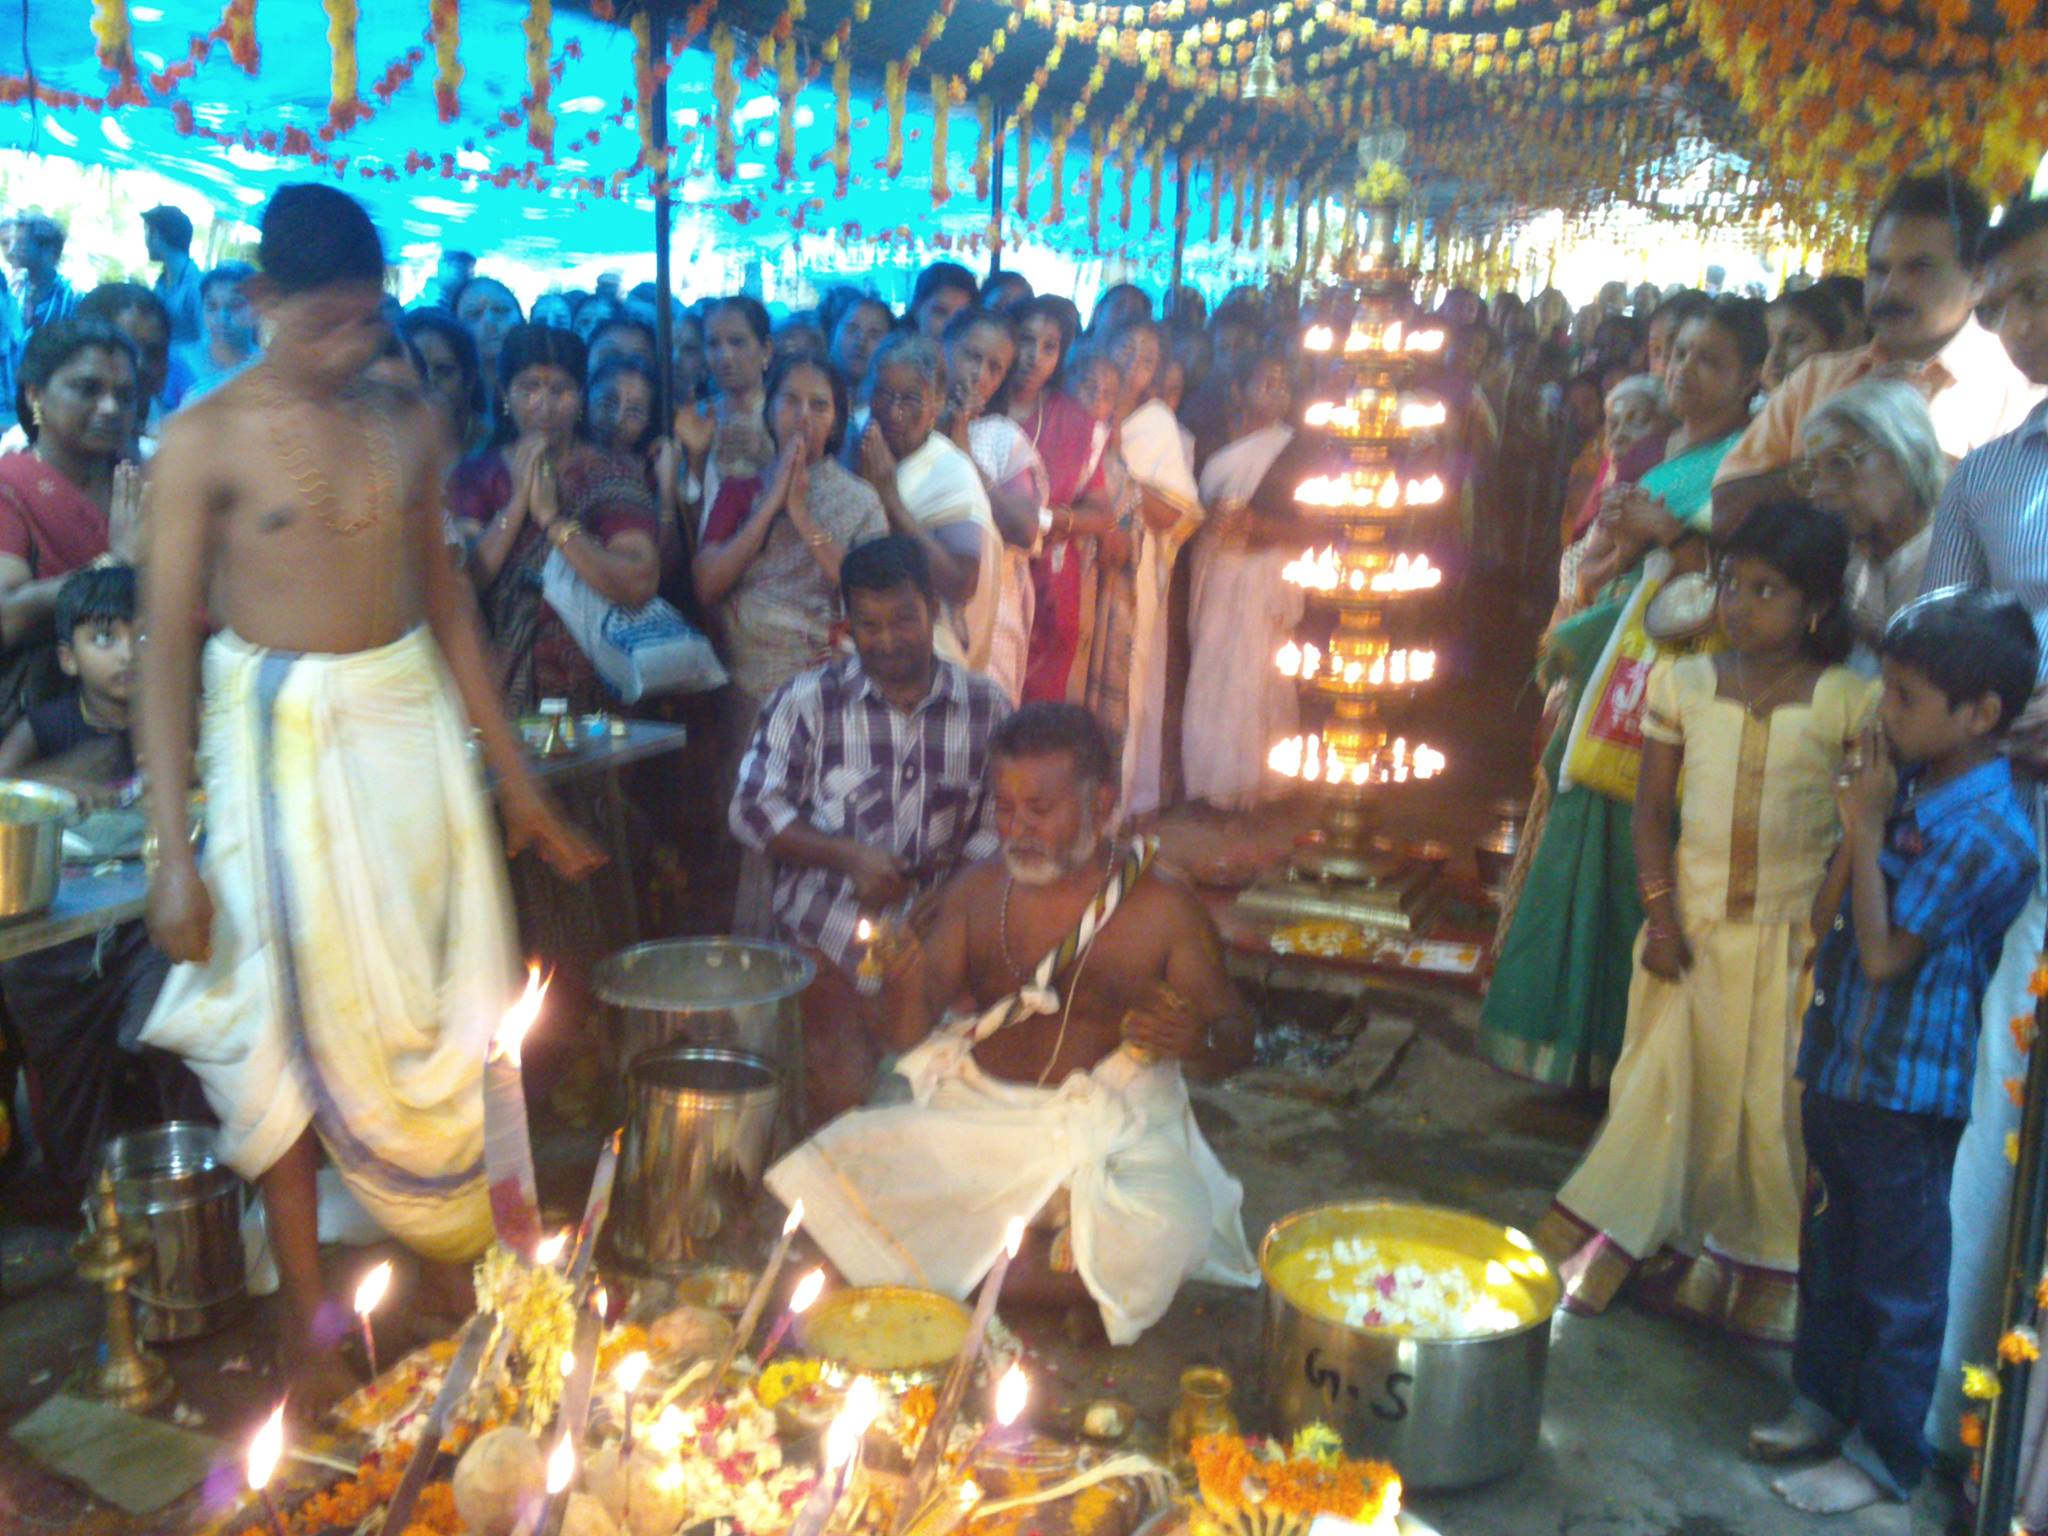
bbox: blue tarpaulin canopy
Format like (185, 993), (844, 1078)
(0, 1), (1276, 303)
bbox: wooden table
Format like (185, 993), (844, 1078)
(0, 720), (689, 965)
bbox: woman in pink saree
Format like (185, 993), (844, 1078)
(1004, 298), (1124, 704)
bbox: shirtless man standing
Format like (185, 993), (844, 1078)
(767, 702), (1258, 1344)
(135, 185), (597, 1403)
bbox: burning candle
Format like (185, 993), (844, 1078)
(757, 1266), (826, 1367)
(512, 1433), (577, 1536)
(247, 1403), (289, 1536)
(353, 1260), (392, 1379)
(616, 1350), (651, 1456)
(485, 964), (549, 1254)
(893, 1219), (1026, 1536)
(855, 917), (881, 983)
(567, 1128), (621, 1293)
(708, 1199), (805, 1394)
(534, 1229), (568, 1268)
(961, 1363), (1030, 1469)
(789, 1377), (882, 1536)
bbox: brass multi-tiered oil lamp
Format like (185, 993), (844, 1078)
(1237, 207), (1451, 931)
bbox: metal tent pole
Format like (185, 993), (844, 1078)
(648, 0), (675, 429)
(1168, 156), (1189, 322)
(1978, 883), (2048, 1536)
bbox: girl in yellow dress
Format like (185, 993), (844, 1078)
(1535, 501), (1873, 1342)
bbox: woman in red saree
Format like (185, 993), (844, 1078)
(0, 318), (142, 679)
(1003, 298), (1126, 703)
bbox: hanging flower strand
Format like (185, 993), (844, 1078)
(775, 37), (798, 189)
(223, 0), (259, 73)
(711, 23), (738, 183)
(323, 0), (365, 132)
(1013, 106), (1032, 223)
(883, 62), (907, 180)
(930, 73), (953, 207)
(972, 97), (993, 201)
(430, 0), (461, 121)
(524, 0), (555, 156)
(830, 47), (852, 197)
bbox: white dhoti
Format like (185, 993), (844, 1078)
(137, 628), (515, 1263)
(766, 1029), (1259, 1345)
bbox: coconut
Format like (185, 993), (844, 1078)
(581, 1443), (628, 1524)
(623, 1447), (691, 1536)
(451, 1425), (546, 1536)
(649, 1304), (733, 1362)
(559, 1491), (623, 1536)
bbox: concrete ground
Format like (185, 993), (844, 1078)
(0, 582), (1964, 1532)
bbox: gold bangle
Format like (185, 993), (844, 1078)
(1639, 879), (1675, 903)
(548, 521), (579, 550)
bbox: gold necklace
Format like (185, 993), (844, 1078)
(1733, 652), (1803, 717)
(257, 367), (396, 537)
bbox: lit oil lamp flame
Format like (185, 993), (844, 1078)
(615, 1350), (651, 1394)
(1304, 323), (1335, 352)
(534, 1229), (568, 1267)
(493, 962), (549, 1069)
(855, 918), (873, 945)
(353, 1260), (392, 1318)
(825, 1376), (883, 1470)
(784, 1198), (806, 1237)
(1400, 398), (1449, 430)
(561, 1350), (577, 1379)
(1003, 1216), (1026, 1260)
(593, 1285), (609, 1320)
(546, 1432), (575, 1495)
(994, 1363), (1029, 1427)
(790, 1266), (827, 1314)
(248, 1403), (286, 1493)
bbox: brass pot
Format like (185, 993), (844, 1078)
(0, 780), (75, 919)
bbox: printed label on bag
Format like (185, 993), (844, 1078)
(1585, 654), (1652, 749)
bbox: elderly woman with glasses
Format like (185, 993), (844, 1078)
(1791, 377), (1945, 649)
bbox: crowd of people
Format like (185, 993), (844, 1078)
(3, 161), (2048, 1527)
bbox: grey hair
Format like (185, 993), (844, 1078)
(867, 331), (945, 394)
(1605, 372), (1668, 416)
(1800, 376), (1948, 515)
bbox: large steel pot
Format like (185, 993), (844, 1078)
(594, 939), (812, 1137)
(609, 1046), (783, 1276)
(0, 780), (75, 920)
(102, 1123), (248, 1342)
(1261, 1200), (1560, 1491)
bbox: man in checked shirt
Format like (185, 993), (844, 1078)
(731, 535), (1010, 1126)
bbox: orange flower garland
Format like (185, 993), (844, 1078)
(711, 23), (738, 183)
(1012, 106), (1032, 223)
(931, 73), (953, 207)
(1047, 113), (1070, 224)
(1189, 1432), (1401, 1528)
(1086, 124), (1105, 250)
(223, 0), (258, 73)
(523, 0), (554, 156)
(1147, 141), (1164, 236)
(322, 0), (364, 131)
(830, 50), (851, 197)
(774, 37), (798, 188)
(89, 0), (133, 80)
(972, 97), (994, 202)
(883, 61), (907, 180)
(429, 0), (460, 120)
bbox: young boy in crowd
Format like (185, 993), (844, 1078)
(1752, 589), (2041, 1526)
(0, 563), (139, 795)
(0, 565), (207, 1197)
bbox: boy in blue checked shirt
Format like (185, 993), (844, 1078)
(1753, 589), (2040, 1526)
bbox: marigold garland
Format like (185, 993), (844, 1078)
(774, 37), (798, 188)
(930, 73), (953, 207)
(711, 23), (738, 182)
(90, 0), (133, 80)
(883, 61), (907, 180)
(1998, 1326), (2041, 1366)
(223, 0), (258, 72)
(1961, 1411), (1986, 1451)
(1147, 141), (1164, 236)
(1189, 1431), (1401, 1526)
(1086, 124), (1105, 250)
(1963, 1363), (2004, 1401)
(830, 51), (852, 197)
(516, 0), (554, 156)
(1048, 114), (1070, 224)
(322, 0), (364, 131)
(1012, 106), (1032, 223)
(971, 97), (994, 202)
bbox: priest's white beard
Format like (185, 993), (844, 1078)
(1004, 814), (1106, 887)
